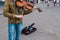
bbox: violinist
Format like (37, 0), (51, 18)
(3, 0), (33, 40)
(3, 0), (42, 40)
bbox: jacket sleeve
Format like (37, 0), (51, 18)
(3, 4), (16, 18)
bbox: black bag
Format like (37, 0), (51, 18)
(21, 23), (37, 35)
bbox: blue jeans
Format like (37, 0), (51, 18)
(8, 23), (23, 40)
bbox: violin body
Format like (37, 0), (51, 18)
(15, 0), (42, 13)
(15, 0), (34, 10)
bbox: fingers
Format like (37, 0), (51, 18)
(34, 6), (37, 8)
(14, 15), (23, 18)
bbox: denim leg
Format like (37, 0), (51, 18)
(15, 23), (23, 40)
(8, 23), (15, 40)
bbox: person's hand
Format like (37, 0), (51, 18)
(32, 6), (37, 10)
(34, 6), (37, 9)
(14, 15), (23, 19)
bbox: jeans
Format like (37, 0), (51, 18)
(8, 23), (23, 40)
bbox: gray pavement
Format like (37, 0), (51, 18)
(0, 2), (60, 40)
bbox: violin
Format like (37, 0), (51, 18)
(15, 0), (42, 12)
(15, 0), (34, 10)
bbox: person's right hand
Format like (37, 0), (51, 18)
(14, 15), (23, 19)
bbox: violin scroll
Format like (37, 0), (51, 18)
(36, 8), (42, 12)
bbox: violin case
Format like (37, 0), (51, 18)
(21, 23), (37, 35)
